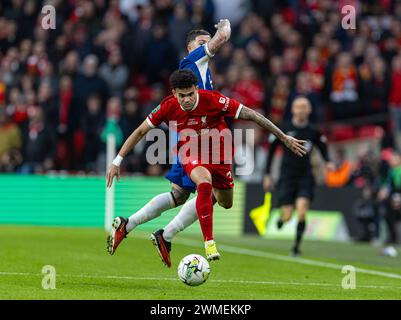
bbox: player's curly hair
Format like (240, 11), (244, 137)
(169, 69), (198, 89)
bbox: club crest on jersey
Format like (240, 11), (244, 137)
(220, 97), (230, 112)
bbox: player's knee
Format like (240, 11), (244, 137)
(218, 200), (232, 209)
(298, 211), (307, 221)
(171, 188), (190, 206)
(281, 208), (293, 221)
(197, 178), (212, 186)
(296, 205), (309, 219)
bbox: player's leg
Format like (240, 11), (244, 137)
(126, 164), (191, 233)
(162, 173), (198, 237)
(108, 160), (192, 255)
(150, 162), (198, 267)
(292, 197), (310, 256)
(292, 173), (314, 256)
(126, 187), (185, 233)
(276, 175), (296, 229)
(213, 188), (233, 209)
(278, 205), (294, 228)
(147, 184), (192, 266)
(163, 194), (218, 242)
(107, 190), (177, 255)
(189, 165), (220, 261)
(154, 193), (218, 267)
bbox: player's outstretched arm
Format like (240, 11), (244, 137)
(207, 19), (231, 55)
(106, 120), (152, 188)
(238, 106), (308, 157)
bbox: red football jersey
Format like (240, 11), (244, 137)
(146, 90), (243, 164)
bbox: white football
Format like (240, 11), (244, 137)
(382, 246), (398, 257)
(177, 254), (210, 286)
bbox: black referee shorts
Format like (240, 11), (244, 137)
(276, 171), (315, 207)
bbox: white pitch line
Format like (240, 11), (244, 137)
(172, 238), (401, 280)
(1, 272), (400, 290)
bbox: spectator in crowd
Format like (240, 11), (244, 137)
(301, 47), (325, 95)
(120, 99), (142, 140)
(268, 75), (291, 125)
(231, 66), (264, 113)
(0, 108), (22, 172)
(325, 148), (354, 188)
(81, 94), (105, 172)
(353, 185), (379, 242)
(59, 51), (80, 78)
(144, 23), (177, 84)
(329, 52), (360, 121)
(1, 0), (401, 178)
(389, 55), (401, 148)
(141, 82), (165, 118)
(99, 48), (129, 98)
(20, 107), (56, 174)
(101, 97), (124, 149)
(38, 81), (58, 134)
(54, 75), (75, 170)
(74, 54), (109, 117)
(359, 57), (390, 117)
(377, 152), (401, 246)
(286, 72), (321, 123)
(169, 3), (194, 58)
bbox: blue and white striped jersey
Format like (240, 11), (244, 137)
(179, 44), (214, 90)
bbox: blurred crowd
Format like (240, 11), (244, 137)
(1, 0), (400, 243)
(1, 0), (401, 180)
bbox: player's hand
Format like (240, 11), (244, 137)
(282, 135), (307, 157)
(263, 175), (274, 192)
(106, 164), (120, 188)
(215, 19), (231, 40)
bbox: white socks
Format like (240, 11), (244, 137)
(126, 192), (175, 233)
(163, 196), (198, 242)
(125, 192), (199, 241)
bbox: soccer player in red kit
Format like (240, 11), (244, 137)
(107, 70), (307, 260)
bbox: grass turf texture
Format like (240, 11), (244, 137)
(1, 225), (401, 300)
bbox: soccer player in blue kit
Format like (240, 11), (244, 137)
(107, 20), (232, 266)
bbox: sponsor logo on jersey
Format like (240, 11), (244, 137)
(187, 118), (199, 126)
(151, 105), (161, 114)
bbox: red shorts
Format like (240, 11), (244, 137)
(183, 161), (234, 190)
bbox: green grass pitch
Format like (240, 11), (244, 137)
(1, 225), (401, 300)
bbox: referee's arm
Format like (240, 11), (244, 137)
(265, 135), (281, 175)
(314, 131), (335, 170)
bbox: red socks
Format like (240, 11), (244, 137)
(196, 182), (213, 241)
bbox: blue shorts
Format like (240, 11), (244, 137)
(165, 161), (196, 193)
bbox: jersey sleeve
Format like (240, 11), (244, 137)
(313, 129), (330, 162)
(184, 44), (213, 63)
(146, 103), (167, 128)
(213, 92), (243, 119)
(265, 134), (282, 174)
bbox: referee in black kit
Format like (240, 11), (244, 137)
(263, 97), (335, 256)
